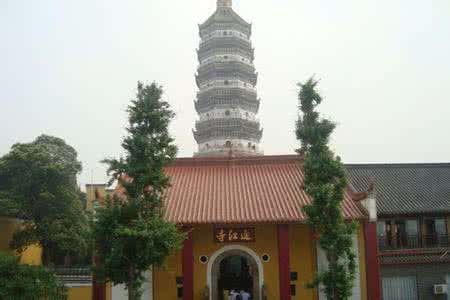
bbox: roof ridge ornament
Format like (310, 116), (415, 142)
(217, 0), (232, 8)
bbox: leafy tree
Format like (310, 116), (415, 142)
(0, 135), (90, 265)
(296, 78), (356, 300)
(78, 189), (88, 210)
(0, 251), (67, 299)
(94, 82), (184, 300)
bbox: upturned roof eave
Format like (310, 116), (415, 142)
(199, 8), (251, 31)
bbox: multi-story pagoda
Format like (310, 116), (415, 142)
(193, 0), (263, 157)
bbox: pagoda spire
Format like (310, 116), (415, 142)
(194, 0), (262, 157)
(217, 0), (232, 8)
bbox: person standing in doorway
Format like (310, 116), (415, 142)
(230, 289), (240, 300)
(240, 289), (251, 300)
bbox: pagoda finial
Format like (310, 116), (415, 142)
(217, 0), (232, 8)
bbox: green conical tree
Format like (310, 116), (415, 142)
(296, 78), (356, 300)
(94, 82), (184, 300)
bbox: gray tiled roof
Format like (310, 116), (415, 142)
(52, 267), (92, 286)
(200, 7), (250, 29)
(345, 163), (450, 216)
(380, 251), (450, 265)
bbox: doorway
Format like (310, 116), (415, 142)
(208, 246), (263, 300)
(218, 255), (253, 299)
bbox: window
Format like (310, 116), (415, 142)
(382, 276), (417, 300)
(406, 220), (418, 235)
(225, 110), (230, 116)
(224, 55), (228, 59)
(447, 274), (450, 300)
(405, 219), (419, 248)
(199, 255), (208, 264)
(377, 221), (386, 237)
(224, 80), (229, 85)
(425, 218), (448, 246)
(435, 219), (447, 234)
(261, 254), (270, 262)
(223, 31), (227, 36)
(377, 221), (389, 249)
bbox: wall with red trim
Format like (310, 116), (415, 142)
(152, 222), (369, 300)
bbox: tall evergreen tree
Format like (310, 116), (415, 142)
(296, 78), (356, 300)
(94, 82), (184, 300)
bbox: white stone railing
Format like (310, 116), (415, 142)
(200, 30), (249, 44)
(198, 109), (258, 122)
(199, 80), (256, 93)
(200, 54), (253, 67)
(197, 139), (263, 155)
(196, 146), (263, 156)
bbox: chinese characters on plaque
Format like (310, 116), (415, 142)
(214, 227), (255, 243)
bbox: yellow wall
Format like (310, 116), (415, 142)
(153, 224), (282, 300)
(192, 224), (281, 300)
(85, 184), (107, 211)
(153, 249), (182, 300)
(18, 244), (42, 265)
(67, 286), (92, 300)
(106, 283), (112, 300)
(0, 217), (42, 265)
(289, 224), (317, 300)
(153, 222), (368, 300)
(66, 283), (113, 300)
(1, 217), (115, 300)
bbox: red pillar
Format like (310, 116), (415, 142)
(92, 255), (106, 300)
(278, 224), (290, 300)
(182, 227), (194, 300)
(365, 222), (381, 300)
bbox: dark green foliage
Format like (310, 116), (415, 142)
(0, 251), (67, 299)
(96, 82), (184, 300)
(78, 190), (88, 210)
(296, 78), (356, 300)
(0, 135), (90, 266)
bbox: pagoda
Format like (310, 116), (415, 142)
(193, 0), (263, 157)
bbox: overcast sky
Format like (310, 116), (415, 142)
(1, 0), (450, 187)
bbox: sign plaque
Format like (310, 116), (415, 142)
(214, 227), (255, 243)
